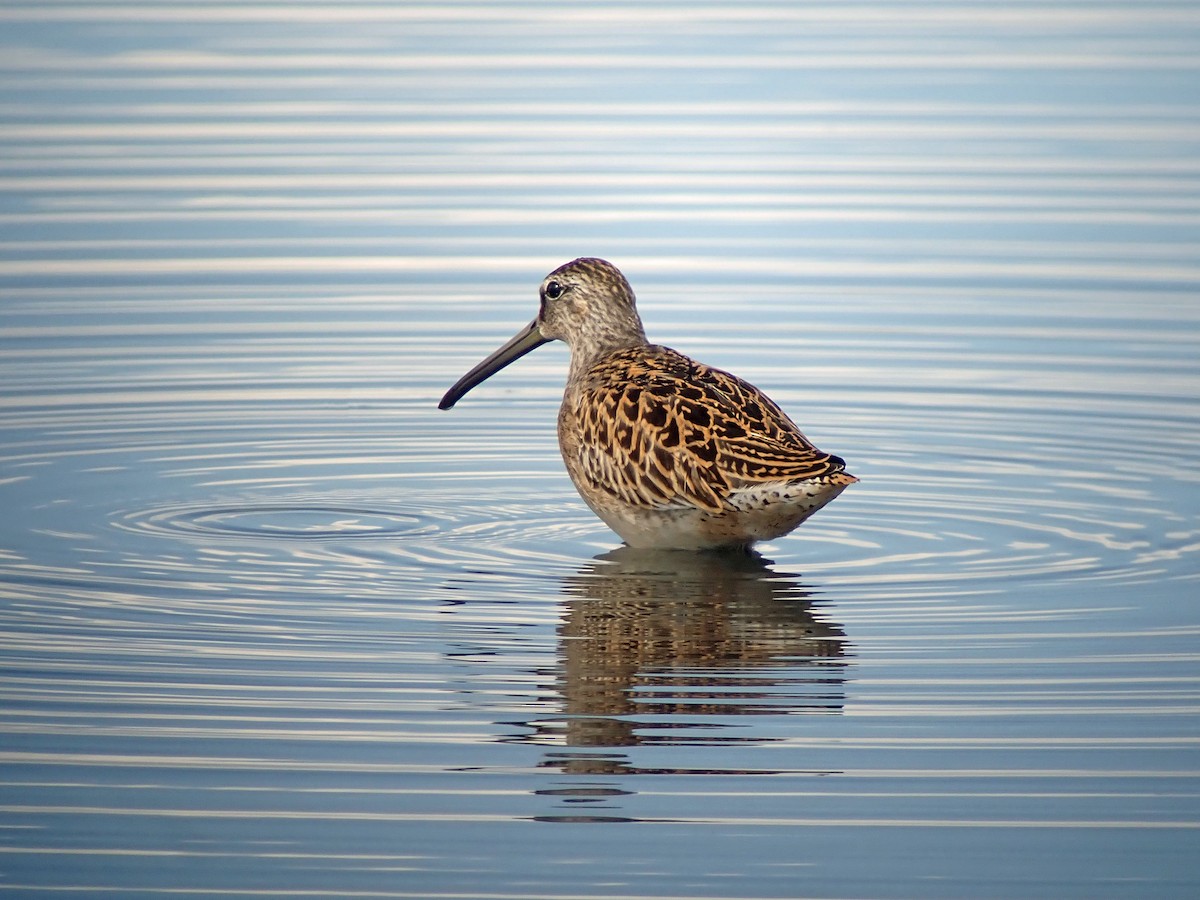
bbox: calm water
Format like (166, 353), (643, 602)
(2, 3), (1199, 898)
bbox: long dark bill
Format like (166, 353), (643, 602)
(438, 319), (550, 410)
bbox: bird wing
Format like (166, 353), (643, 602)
(569, 346), (848, 514)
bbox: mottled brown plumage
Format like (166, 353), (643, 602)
(439, 257), (856, 549)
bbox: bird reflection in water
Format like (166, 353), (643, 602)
(518, 546), (848, 777)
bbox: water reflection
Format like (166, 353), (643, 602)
(520, 547), (847, 776)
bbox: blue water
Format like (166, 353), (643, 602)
(1, 3), (1198, 898)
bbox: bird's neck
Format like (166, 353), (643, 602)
(566, 323), (648, 384)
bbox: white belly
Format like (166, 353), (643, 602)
(579, 480), (852, 550)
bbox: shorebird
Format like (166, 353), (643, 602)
(439, 258), (856, 549)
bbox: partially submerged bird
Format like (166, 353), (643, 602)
(439, 258), (856, 550)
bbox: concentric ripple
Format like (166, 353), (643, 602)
(8, 311), (1196, 601)
(101, 487), (603, 598)
(115, 502), (436, 541)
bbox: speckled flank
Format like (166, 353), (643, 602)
(441, 257), (856, 549)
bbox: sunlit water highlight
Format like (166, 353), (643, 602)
(2, 3), (1199, 899)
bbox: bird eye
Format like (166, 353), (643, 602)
(544, 279), (564, 300)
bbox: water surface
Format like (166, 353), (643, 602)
(1, 3), (1199, 898)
